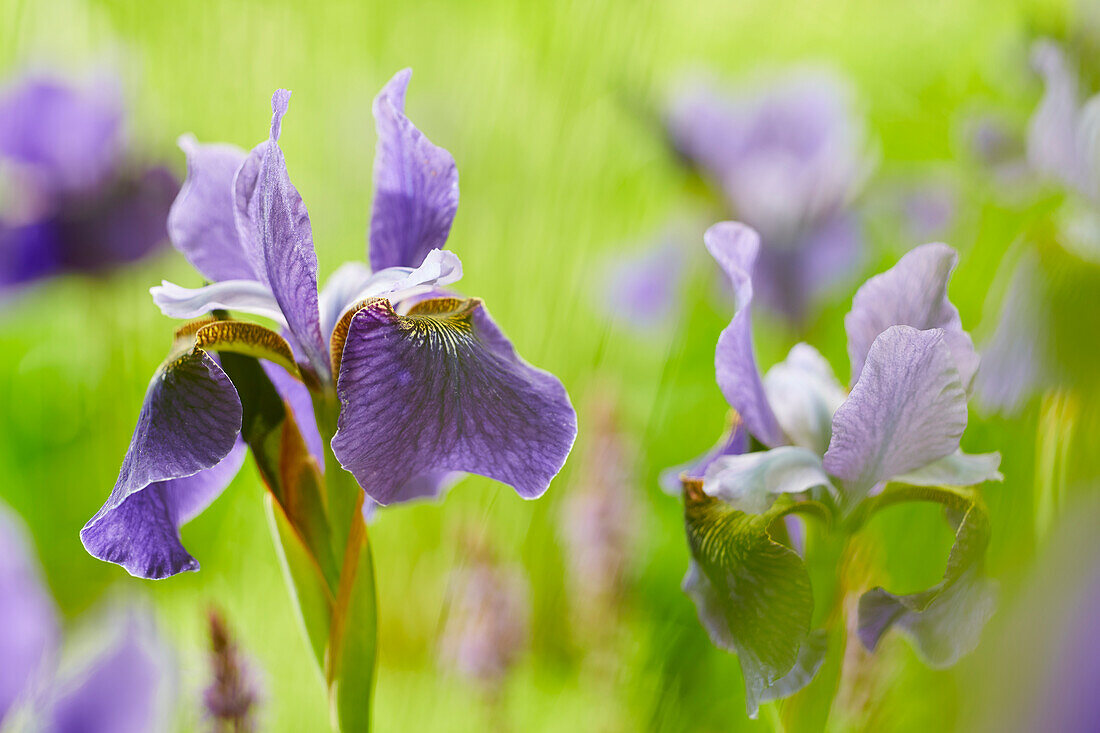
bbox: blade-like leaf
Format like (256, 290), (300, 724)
(683, 482), (815, 717)
(855, 484), (996, 667)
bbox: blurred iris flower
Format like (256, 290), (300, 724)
(0, 503), (171, 732)
(664, 71), (870, 322)
(80, 70), (577, 580)
(977, 39), (1100, 413)
(0, 73), (177, 290)
(675, 222), (1000, 717)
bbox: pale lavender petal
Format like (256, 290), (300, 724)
(47, 613), (170, 733)
(1028, 41), (1088, 193)
(331, 298), (577, 504)
(659, 421), (749, 495)
(894, 451), (1002, 487)
(262, 361), (323, 468)
(0, 75), (123, 193)
(233, 90), (326, 374)
(703, 447), (832, 514)
(167, 135), (254, 282)
(369, 69), (459, 272)
(845, 242), (978, 390)
(318, 262), (373, 338)
(150, 279), (284, 323)
(824, 326), (967, 503)
(763, 343), (847, 454)
(706, 222), (784, 447)
(81, 351), (243, 578)
(0, 504), (58, 723)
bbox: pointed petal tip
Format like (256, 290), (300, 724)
(270, 89), (291, 139)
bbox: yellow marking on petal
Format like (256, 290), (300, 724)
(330, 297), (388, 377)
(193, 320), (300, 377)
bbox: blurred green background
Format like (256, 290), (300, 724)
(1, 0), (1095, 730)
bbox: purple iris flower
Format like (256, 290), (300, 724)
(80, 70), (577, 580)
(664, 71), (870, 322)
(0, 503), (171, 732)
(676, 222), (1000, 715)
(0, 73), (177, 289)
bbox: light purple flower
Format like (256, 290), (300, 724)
(665, 71), (869, 321)
(83, 70), (577, 578)
(0, 74), (177, 289)
(0, 504), (171, 732)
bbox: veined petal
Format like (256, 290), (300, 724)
(369, 69), (459, 271)
(81, 350), (243, 579)
(706, 222), (785, 447)
(894, 450), (1003, 487)
(150, 279), (285, 324)
(167, 135), (254, 282)
(331, 297), (577, 504)
(703, 447), (832, 514)
(845, 242), (978, 390)
(319, 249), (463, 338)
(824, 326), (967, 504)
(233, 90), (327, 375)
(763, 343), (846, 453)
(0, 504), (58, 724)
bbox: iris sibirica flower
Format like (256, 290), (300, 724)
(675, 222), (1000, 717)
(78, 70), (576, 730)
(664, 71), (870, 322)
(0, 73), (177, 291)
(0, 503), (172, 732)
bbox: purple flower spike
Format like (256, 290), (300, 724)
(369, 69), (459, 272)
(167, 136), (253, 282)
(824, 326), (967, 502)
(233, 90), (327, 376)
(845, 242), (979, 390)
(0, 505), (58, 724)
(81, 351), (243, 578)
(332, 298), (577, 504)
(705, 222), (785, 448)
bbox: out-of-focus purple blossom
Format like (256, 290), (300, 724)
(81, 71), (577, 579)
(601, 234), (687, 331)
(439, 536), (530, 692)
(900, 180), (958, 244)
(559, 397), (639, 627)
(0, 73), (177, 290)
(665, 70), (871, 321)
(0, 503), (172, 732)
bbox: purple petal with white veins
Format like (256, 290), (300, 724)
(369, 69), (459, 271)
(167, 136), (254, 282)
(706, 222), (785, 447)
(331, 298), (576, 504)
(233, 90), (327, 374)
(0, 75), (123, 193)
(824, 326), (967, 503)
(0, 504), (58, 724)
(81, 351), (243, 578)
(845, 242), (978, 390)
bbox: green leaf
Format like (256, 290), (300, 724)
(855, 484), (997, 666)
(683, 485), (815, 717)
(265, 493), (334, 670)
(327, 510), (378, 733)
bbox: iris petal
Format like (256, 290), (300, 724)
(703, 447), (832, 514)
(150, 279), (285, 324)
(763, 343), (846, 454)
(845, 242), (979, 390)
(167, 135), (254, 282)
(81, 350), (243, 579)
(331, 297), (577, 504)
(824, 326), (967, 504)
(706, 222), (785, 447)
(368, 69), (459, 271)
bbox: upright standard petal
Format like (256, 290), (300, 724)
(763, 343), (847, 454)
(706, 222), (784, 447)
(845, 243), (978, 390)
(331, 297), (577, 504)
(233, 91), (327, 375)
(167, 136), (255, 282)
(0, 504), (58, 723)
(368, 69), (459, 272)
(824, 326), (967, 503)
(81, 350), (243, 578)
